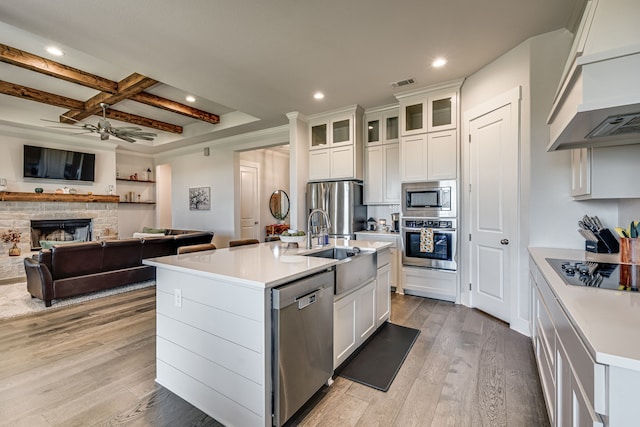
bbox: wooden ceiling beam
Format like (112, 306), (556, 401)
(0, 43), (117, 93)
(0, 80), (84, 110)
(102, 109), (182, 134)
(61, 73), (159, 123)
(0, 79), (181, 133)
(0, 44), (219, 132)
(131, 92), (220, 124)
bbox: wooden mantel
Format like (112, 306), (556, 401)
(0, 191), (119, 203)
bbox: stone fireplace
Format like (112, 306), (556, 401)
(30, 218), (93, 250)
(0, 199), (118, 283)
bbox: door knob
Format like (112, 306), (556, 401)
(500, 239), (509, 245)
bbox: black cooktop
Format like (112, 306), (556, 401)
(546, 258), (640, 292)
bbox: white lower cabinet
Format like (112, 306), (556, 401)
(354, 233), (402, 293)
(375, 264), (391, 327)
(530, 259), (606, 427)
(333, 279), (376, 369)
(402, 266), (456, 302)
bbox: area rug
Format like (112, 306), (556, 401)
(0, 280), (155, 320)
(337, 322), (420, 392)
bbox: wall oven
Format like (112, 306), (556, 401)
(401, 180), (456, 218)
(402, 218), (457, 270)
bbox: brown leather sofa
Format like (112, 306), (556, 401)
(24, 231), (214, 307)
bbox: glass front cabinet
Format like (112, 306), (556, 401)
(307, 105), (364, 181)
(398, 86), (458, 136)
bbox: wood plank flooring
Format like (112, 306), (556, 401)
(0, 288), (549, 426)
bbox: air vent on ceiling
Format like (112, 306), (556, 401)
(390, 78), (416, 89)
(586, 112), (640, 139)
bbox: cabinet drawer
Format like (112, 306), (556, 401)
(535, 335), (555, 424)
(535, 287), (555, 372)
(555, 305), (607, 415)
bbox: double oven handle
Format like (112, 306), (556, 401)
(403, 227), (456, 233)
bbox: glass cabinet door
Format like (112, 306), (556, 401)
(311, 123), (328, 148)
(405, 103), (423, 132)
(428, 92), (456, 131)
(367, 118), (381, 144)
(332, 119), (350, 144)
(431, 97), (452, 128)
(386, 115), (399, 142)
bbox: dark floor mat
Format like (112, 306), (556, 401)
(337, 322), (420, 392)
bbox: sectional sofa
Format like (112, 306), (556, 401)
(24, 230), (214, 306)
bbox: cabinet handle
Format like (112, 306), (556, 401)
(500, 239), (509, 245)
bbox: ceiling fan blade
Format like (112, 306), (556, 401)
(60, 114), (85, 124)
(132, 135), (155, 141)
(112, 126), (142, 131)
(116, 134), (136, 143)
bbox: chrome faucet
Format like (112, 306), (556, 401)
(306, 208), (332, 249)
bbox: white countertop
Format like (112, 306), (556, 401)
(529, 247), (640, 371)
(144, 239), (393, 289)
(355, 230), (401, 237)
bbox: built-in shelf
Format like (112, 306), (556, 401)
(118, 202), (156, 205)
(116, 178), (156, 183)
(0, 192), (119, 203)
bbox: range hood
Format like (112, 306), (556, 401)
(547, 0), (640, 151)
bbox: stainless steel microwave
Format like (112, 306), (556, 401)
(401, 180), (456, 218)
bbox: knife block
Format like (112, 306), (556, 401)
(585, 228), (620, 253)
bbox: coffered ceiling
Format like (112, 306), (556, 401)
(0, 0), (585, 154)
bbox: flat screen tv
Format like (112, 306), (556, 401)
(23, 145), (96, 182)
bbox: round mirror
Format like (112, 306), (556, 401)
(269, 190), (290, 221)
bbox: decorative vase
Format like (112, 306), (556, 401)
(8, 243), (20, 256)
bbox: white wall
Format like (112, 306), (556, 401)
(0, 126), (116, 195)
(154, 126), (288, 248)
(115, 151), (156, 238)
(239, 147), (290, 241)
(459, 29), (622, 334)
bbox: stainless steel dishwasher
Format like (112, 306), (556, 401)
(272, 269), (334, 427)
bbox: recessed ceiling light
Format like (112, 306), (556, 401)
(185, 95), (196, 103)
(313, 92), (325, 100)
(46, 46), (64, 56)
(432, 58), (447, 68)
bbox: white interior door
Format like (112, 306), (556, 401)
(468, 100), (518, 322)
(239, 162), (260, 240)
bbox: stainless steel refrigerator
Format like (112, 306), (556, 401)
(306, 180), (366, 239)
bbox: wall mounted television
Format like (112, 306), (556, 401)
(23, 145), (96, 182)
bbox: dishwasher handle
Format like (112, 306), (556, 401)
(296, 289), (319, 309)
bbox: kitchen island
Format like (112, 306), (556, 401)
(528, 247), (640, 426)
(143, 239), (392, 427)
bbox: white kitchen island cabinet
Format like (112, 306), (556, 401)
(144, 239), (392, 427)
(529, 248), (640, 427)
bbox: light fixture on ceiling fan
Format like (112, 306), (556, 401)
(42, 103), (158, 143)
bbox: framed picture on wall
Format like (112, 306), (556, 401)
(189, 186), (210, 210)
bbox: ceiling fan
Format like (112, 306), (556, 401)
(42, 103), (158, 143)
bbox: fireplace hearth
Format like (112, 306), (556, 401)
(30, 219), (92, 250)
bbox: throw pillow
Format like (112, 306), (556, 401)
(142, 227), (167, 234)
(133, 232), (167, 239)
(39, 240), (81, 249)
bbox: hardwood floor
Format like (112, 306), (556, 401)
(0, 288), (549, 426)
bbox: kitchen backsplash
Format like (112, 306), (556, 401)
(619, 199), (640, 228)
(366, 204), (401, 227)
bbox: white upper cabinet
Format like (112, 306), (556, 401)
(397, 85), (459, 136)
(400, 129), (457, 182)
(307, 105), (364, 181)
(365, 107), (399, 146)
(309, 109), (357, 151)
(364, 105), (400, 204)
(395, 80), (462, 182)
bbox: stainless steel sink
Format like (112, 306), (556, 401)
(305, 247), (377, 296)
